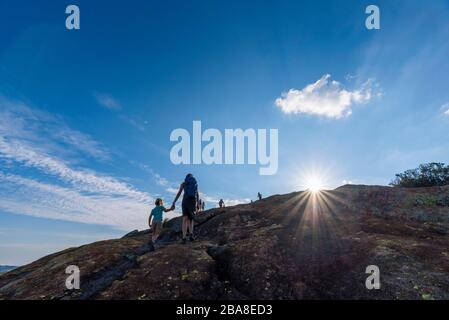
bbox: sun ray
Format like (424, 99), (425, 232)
(281, 166), (354, 265)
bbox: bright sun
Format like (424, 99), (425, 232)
(304, 175), (326, 193)
(294, 165), (332, 194)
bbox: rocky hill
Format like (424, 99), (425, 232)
(0, 185), (448, 300)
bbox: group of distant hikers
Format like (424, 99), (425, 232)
(197, 198), (205, 212)
(148, 173), (263, 250)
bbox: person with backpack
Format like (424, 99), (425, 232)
(172, 173), (199, 244)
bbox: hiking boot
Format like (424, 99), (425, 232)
(182, 238), (187, 244)
(189, 234), (195, 242)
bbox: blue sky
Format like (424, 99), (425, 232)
(1, 0), (449, 265)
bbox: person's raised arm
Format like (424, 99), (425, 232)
(172, 183), (184, 206)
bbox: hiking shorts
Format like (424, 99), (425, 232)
(182, 196), (196, 220)
(151, 220), (163, 232)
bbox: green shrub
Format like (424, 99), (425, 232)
(390, 162), (449, 188)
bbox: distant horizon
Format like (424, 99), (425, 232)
(0, 179), (436, 266)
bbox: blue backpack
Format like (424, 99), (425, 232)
(184, 175), (198, 197)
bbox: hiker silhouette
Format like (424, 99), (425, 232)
(148, 198), (175, 251)
(172, 173), (199, 244)
(258, 192), (262, 200)
(219, 199), (225, 208)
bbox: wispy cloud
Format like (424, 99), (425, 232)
(201, 193), (250, 207)
(119, 115), (149, 132)
(95, 92), (121, 110)
(441, 102), (449, 116)
(275, 74), (380, 119)
(0, 173), (150, 229)
(136, 163), (169, 186)
(166, 187), (178, 194)
(0, 137), (149, 200)
(0, 97), (153, 230)
(0, 97), (110, 161)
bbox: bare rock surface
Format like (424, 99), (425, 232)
(1, 185), (448, 300)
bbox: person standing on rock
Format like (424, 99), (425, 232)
(149, 198), (175, 249)
(218, 199), (225, 208)
(172, 173), (199, 244)
(257, 192), (262, 201)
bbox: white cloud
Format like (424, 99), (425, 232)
(51, 127), (110, 161)
(275, 74), (379, 119)
(0, 173), (150, 230)
(200, 193), (250, 208)
(95, 92), (121, 110)
(119, 115), (148, 132)
(442, 102), (449, 116)
(222, 198), (250, 207)
(166, 187), (179, 194)
(0, 97), (109, 161)
(139, 164), (169, 186)
(0, 97), (154, 230)
(129, 160), (173, 189)
(0, 137), (149, 201)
